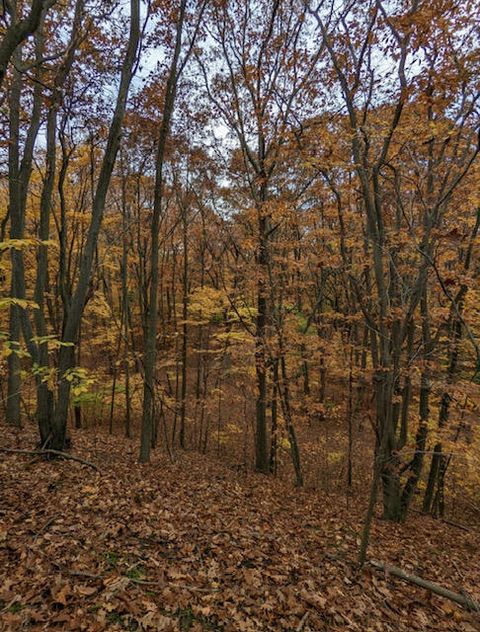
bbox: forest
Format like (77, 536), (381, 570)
(0, 0), (479, 630)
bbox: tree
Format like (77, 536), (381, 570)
(139, 0), (193, 463)
(307, 0), (479, 531)
(50, 0), (141, 450)
(198, 0), (321, 474)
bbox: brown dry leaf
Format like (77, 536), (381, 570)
(140, 611), (177, 630)
(81, 485), (97, 495)
(300, 588), (327, 610)
(52, 611), (72, 623)
(52, 583), (71, 606)
(75, 584), (97, 596)
(102, 575), (130, 599)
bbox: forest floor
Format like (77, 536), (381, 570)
(1, 425), (480, 632)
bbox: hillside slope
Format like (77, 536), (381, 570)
(1, 427), (479, 632)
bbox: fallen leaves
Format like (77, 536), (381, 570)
(1, 426), (480, 631)
(51, 582), (71, 606)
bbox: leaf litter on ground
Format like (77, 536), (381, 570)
(1, 426), (479, 631)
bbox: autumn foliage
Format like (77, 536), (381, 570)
(1, 0), (480, 630)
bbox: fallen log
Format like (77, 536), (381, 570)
(0, 448), (99, 472)
(370, 560), (480, 612)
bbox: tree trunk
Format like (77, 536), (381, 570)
(139, 0), (187, 462)
(51, 0), (140, 451)
(254, 211), (269, 473)
(179, 201), (188, 449)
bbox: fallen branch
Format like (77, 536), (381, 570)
(130, 577), (220, 593)
(370, 560), (480, 611)
(411, 509), (471, 532)
(442, 518), (470, 533)
(0, 448), (100, 471)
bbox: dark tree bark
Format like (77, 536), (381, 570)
(139, 0), (188, 462)
(50, 0), (141, 450)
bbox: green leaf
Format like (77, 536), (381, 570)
(0, 298), (39, 310)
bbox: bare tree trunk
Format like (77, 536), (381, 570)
(269, 359), (279, 475)
(6, 16), (45, 429)
(179, 200), (188, 449)
(139, 0), (188, 462)
(35, 0), (84, 443)
(254, 209), (269, 473)
(400, 290), (431, 519)
(398, 319), (414, 450)
(347, 343), (353, 491)
(51, 0), (140, 451)
(120, 163), (132, 439)
(423, 209), (479, 514)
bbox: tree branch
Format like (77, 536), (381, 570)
(370, 560), (480, 612)
(0, 447), (100, 471)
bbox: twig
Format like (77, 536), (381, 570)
(174, 584), (220, 593)
(67, 570), (105, 580)
(451, 558), (465, 583)
(34, 513), (59, 539)
(63, 567), (219, 594)
(296, 611), (310, 631)
(0, 596), (21, 615)
(466, 500), (480, 515)
(130, 577), (219, 593)
(0, 447), (100, 471)
(442, 518), (470, 533)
